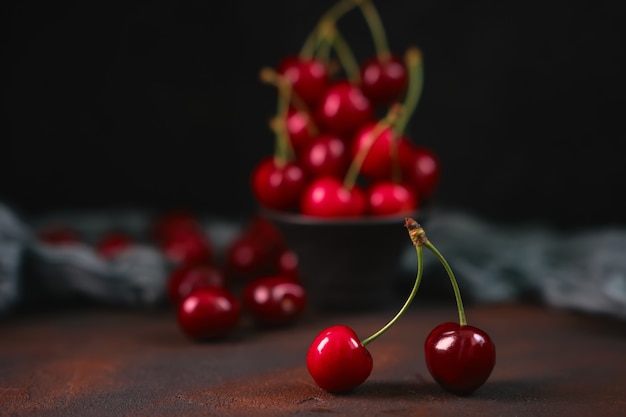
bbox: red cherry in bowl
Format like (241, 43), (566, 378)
(400, 145), (441, 200)
(167, 262), (227, 305)
(359, 54), (408, 106)
(425, 322), (496, 395)
(300, 177), (366, 218)
(251, 157), (307, 212)
(306, 325), (373, 392)
(243, 275), (307, 326)
(351, 123), (414, 181)
(277, 56), (328, 108)
(299, 134), (350, 179)
(367, 181), (418, 216)
(177, 287), (241, 341)
(314, 81), (373, 138)
(286, 107), (317, 153)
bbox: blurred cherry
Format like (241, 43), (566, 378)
(401, 145), (441, 200)
(367, 181), (418, 216)
(277, 56), (329, 108)
(168, 262), (227, 305)
(315, 81), (373, 138)
(300, 134), (350, 179)
(360, 54), (408, 106)
(96, 231), (134, 259)
(251, 157), (307, 212)
(300, 177), (366, 218)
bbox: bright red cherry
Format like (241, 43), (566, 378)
(160, 228), (213, 265)
(314, 81), (373, 138)
(367, 181), (418, 216)
(167, 262), (227, 305)
(243, 275), (307, 326)
(277, 56), (329, 107)
(300, 177), (366, 218)
(400, 145), (441, 200)
(299, 134), (350, 179)
(306, 325), (373, 392)
(96, 231), (134, 259)
(251, 157), (307, 212)
(177, 287), (241, 341)
(351, 123), (414, 181)
(425, 322), (496, 395)
(286, 107), (317, 153)
(360, 54), (408, 106)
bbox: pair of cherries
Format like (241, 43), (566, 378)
(306, 218), (496, 395)
(251, 0), (440, 219)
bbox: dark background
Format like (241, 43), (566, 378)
(4, 0), (625, 229)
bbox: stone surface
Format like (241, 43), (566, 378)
(1, 303), (625, 416)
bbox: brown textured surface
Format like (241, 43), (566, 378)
(1, 302), (626, 417)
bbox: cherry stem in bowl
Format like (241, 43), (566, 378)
(342, 104), (402, 190)
(260, 68), (295, 165)
(300, 0), (361, 59)
(394, 48), (424, 136)
(356, 0), (391, 61)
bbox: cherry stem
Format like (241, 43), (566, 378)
(424, 239), (467, 326)
(342, 104), (402, 190)
(260, 68), (294, 166)
(393, 47), (424, 136)
(357, 0), (391, 61)
(300, 0), (361, 59)
(361, 225), (424, 346)
(327, 24), (361, 83)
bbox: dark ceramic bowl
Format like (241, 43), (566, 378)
(261, 209), (427, 312)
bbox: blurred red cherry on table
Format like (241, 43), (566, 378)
(96, 231), (134, 259)
(167, 262), (227, 305)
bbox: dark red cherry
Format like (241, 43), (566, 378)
(367, 181), (418, 216)
(277, 56), (328, 107)
(177, 287), (241, 341)
(351, 123), (414, 181)
(299, 134), (350, 179)
(96, 231), (134, 259)
(314, 81), (373, 138)
(243, 275), (307, 326)
(160, 227), (213, 265)
(360, 54), (408, 106)
(425, 322), (496, 395)
(167, 262), (227, 305)
(401, 145), (441, 200)
(251, 157), (307, 211)
(37, 226), (82, 245)
(300, 177), (367, 218)
(275, 248), (299, 280)
(225, 233), (274, 278)
(151, 209), (201, 243)
(286, 107), (317, 153)
(306, 325), (373, 393)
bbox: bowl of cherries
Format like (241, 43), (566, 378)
(250, 0), (441, 311)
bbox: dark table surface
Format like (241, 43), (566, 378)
(1, 301), (625, 417)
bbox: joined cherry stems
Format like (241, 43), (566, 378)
(361, 218), (467, 347)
